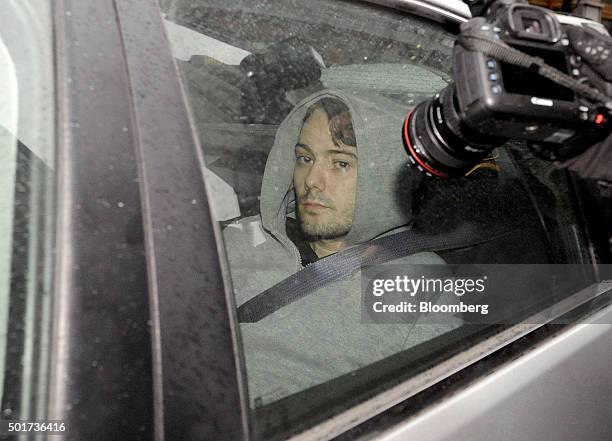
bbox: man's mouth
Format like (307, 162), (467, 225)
(301, 201), (330, 212)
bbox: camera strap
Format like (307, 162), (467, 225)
(237, 224), (513, 323)
(458, 33), (612, 113)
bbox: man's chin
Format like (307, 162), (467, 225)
(299, 221), (351, 241)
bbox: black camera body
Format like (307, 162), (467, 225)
(404, 0), (611, 177)
(455, 3), (606, 149)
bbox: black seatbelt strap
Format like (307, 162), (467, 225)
(237, 224), (513, 323)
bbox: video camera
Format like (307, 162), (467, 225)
(403, 0), (612, 178)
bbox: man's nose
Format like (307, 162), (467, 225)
(305, 162), (327, 192)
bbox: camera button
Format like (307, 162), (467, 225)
(486, 59), (497, 69)
(572, 68), (581, 77)
(489, 73), (498, 81)
(491, 85), (502, 95)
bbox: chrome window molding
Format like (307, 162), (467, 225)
(359, 0), (471, 24)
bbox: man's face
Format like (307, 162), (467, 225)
(294, 108), (357, 240)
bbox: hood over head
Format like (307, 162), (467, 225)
(260, 88), (419, 247)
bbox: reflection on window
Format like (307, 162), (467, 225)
(0, 0), (55, 424)
(162, 0), (596, 439)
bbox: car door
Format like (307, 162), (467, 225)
(2, 0), (610, 440)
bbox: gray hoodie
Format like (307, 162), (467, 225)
(223, 89), (459, 406)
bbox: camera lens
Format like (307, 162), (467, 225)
(403, 85), (506, 177)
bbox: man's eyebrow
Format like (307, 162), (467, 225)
(328, 148), (357, 159)
(295, 143), (357, 159)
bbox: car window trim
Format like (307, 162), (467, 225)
(360, 0), (470, 24)
(113, 0), (250, 440)
(50, 0), (154, 439)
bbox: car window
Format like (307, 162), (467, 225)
(0, 0), (55, 423)
(162, 0), (597, 438)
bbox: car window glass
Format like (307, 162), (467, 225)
(0, 0), (55, 423)
(162, 1), (596, 438)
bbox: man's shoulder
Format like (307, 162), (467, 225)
(222, 215), (298, 305)
(402, 251), (447, 265)
(222, 215), (294, 267)
(222, 215), (269, 247)
(377, 227), (448, 266)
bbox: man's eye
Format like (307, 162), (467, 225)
(296, 155), (312, 165)
(334, 160), (350, 169)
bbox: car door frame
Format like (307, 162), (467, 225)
(50, 0), (249, 440)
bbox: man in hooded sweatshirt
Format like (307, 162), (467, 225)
(223, 89), (460, 406)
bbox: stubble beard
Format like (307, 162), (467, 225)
(297, 199), (354, 241)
